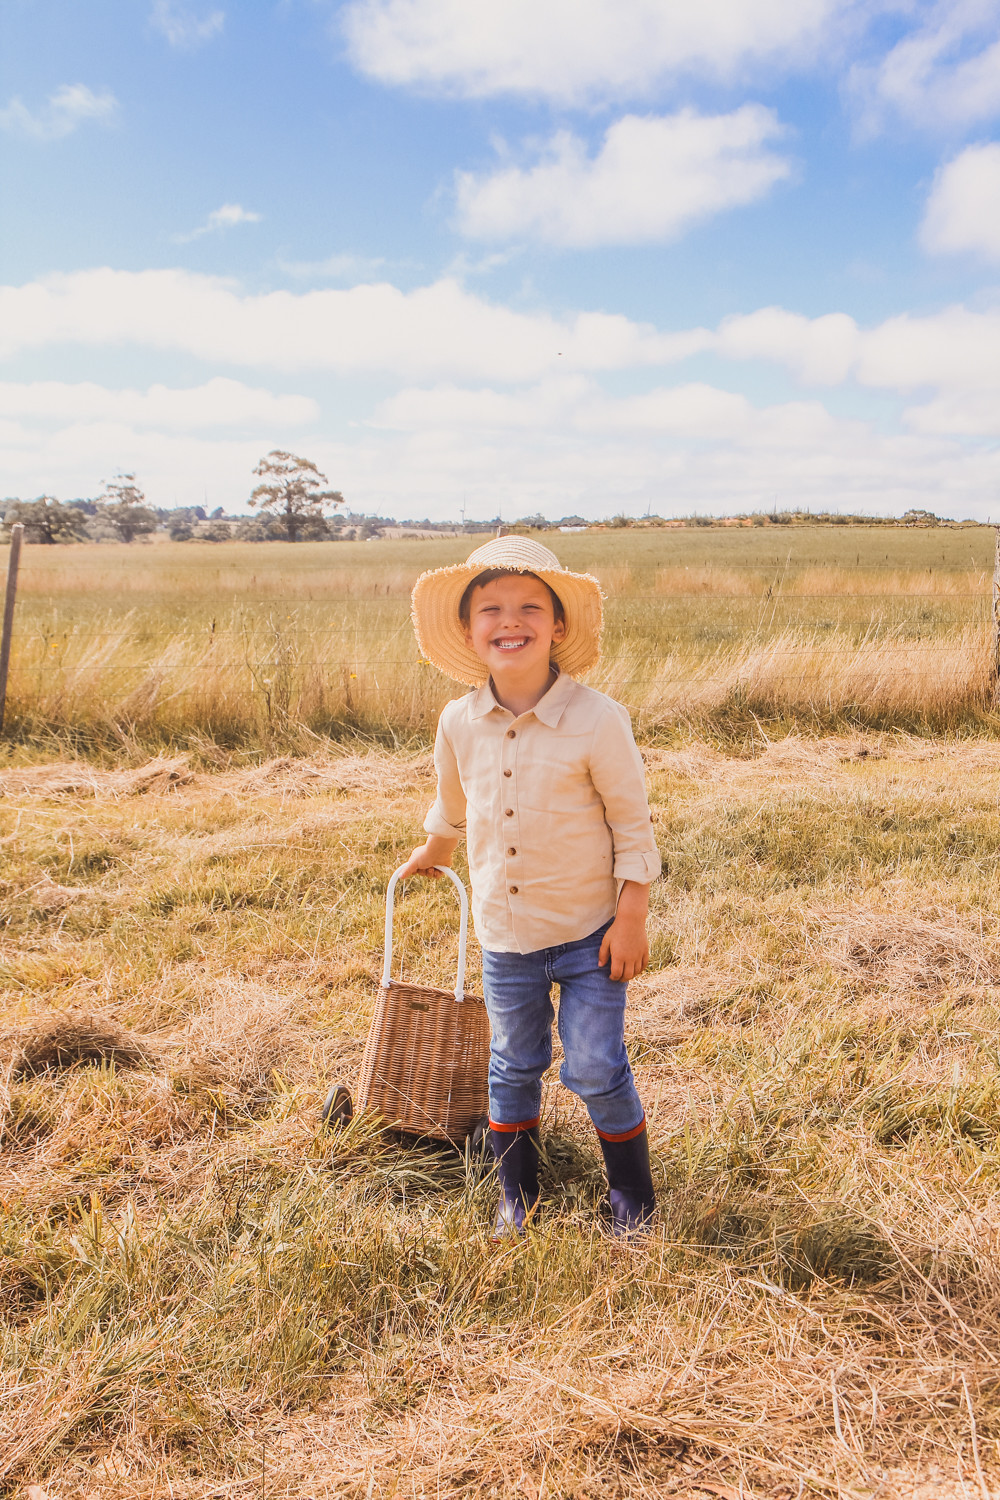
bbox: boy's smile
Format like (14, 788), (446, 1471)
(463, 573), (566, 703)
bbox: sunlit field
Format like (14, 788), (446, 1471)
(3, 737), (1000, 1496)
(2, 525), (997, 756)
(4, 528), (1000, 1495)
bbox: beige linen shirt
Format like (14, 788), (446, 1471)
(424, 671), (661, 954)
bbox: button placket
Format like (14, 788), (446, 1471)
(500, 719), (520, 902)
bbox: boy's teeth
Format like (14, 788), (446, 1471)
(496, 639), (526, 649)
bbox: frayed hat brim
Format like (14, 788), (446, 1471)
(411, 537), (604, 686)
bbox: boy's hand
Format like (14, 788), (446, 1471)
(599, 880), (650, 982)
(396, 835), (459, 881)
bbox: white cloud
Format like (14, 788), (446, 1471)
(174, 203), (262, 243)
(904, 388), (1000, 434)
(921, 142), (1000, 260)
(376, 376), (845, 447)
(150, 1), (225, 48)
(0, 84), (117, 141)
(342, 0), (857, 104)
(0, 378), (317, 431)
(8, 268), (1000, 418)
(0, 268), (709, 380)
(848, 0), (1000, 132)
(715, 308), (859, 383)
(2, 371), (998, 518)
(0, 423), (272, 512)
(454, 108), (791, 247)
(359, 376), (999, 518)
(715, 303), (1000, 392)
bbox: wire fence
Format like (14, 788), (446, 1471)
(3, 535), (998, 742)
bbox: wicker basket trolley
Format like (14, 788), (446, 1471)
(321, 865), (491, 1148)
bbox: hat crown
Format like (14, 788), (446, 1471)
(465, 536), (564, 574)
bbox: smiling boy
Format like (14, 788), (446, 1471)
(400, 537), (661, 1237)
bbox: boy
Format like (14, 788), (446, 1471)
(400, 536), (660, 1237)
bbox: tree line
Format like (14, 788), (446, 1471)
(1, 452), (347, 545)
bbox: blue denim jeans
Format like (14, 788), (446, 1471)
(481, 921), (645, 1140)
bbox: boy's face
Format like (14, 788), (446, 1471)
(463, 573), (566, 678)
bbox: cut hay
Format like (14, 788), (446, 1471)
(25, 881), (88, 915)
(0, 751), (434, 803)
(4, 733), (1000, 1497)
(212, 749), (434, 800)
(2, 1013), (155, 1079)
(817, 906), (1000, 992)
(627, 965), (733, 1044)
(175, 981), (316, 1108)
(0, 756), (193, 800)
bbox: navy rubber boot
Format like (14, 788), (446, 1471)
(489, 1126), (540, 1237)
(597, 1125), (656, 1239)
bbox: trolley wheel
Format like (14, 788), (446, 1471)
(321, 1084), (354, 1131)
(464, 1116), (491, 1170)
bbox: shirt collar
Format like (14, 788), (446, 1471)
(469, 669), (577, 726)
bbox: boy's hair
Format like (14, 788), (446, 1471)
(458, 568), (565, 626)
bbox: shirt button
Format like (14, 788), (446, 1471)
(507, 847), (516, 855)
(509, 885), (518, 894)
(503, 769), (512, 777)
(506, 729), (516, 739)
(504, 808), (514, 816)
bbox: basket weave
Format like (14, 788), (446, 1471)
(356, 864), (490, 1143)
(357, 980), (489, 1142)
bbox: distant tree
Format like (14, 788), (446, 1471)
(249, 451), (344, 542)
(199, 520), (233, 542)
(98, 473), (158, 543)
(235, 518), (269, 542)
(3, 496), (89, 544)
(169, 523), (194, 541)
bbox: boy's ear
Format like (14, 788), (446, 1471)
(551, 616), (567, 643)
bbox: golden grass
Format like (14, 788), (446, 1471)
(3, 736), (1000, 1495)
(2, 528), (998, 755)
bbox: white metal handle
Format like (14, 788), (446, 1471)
(382, 864), (469, 1002)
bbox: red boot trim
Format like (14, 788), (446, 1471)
(595, 1117), (647, 1143)
(489, 1116), (540, 1132)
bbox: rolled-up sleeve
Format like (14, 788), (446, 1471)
(587, 704), (661, 885)
(423, 713), (467, 839)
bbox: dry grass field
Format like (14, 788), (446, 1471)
(3, 732), (1000, 1498)
(2, 526), (997, 752)
(3, 526), (1000, 1497)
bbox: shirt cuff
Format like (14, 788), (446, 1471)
(424, 805), (466, 839)
(613, 849), (661, 883)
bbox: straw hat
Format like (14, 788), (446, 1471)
(411, 536), (604, 686)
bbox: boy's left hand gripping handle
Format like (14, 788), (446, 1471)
(382, 865), (469, 1002)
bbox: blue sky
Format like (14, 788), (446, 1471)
(3, 0), (1000, 520)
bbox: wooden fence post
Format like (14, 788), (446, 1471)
(993, 525), (1000, 700)
(0, 522), (24, 735)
